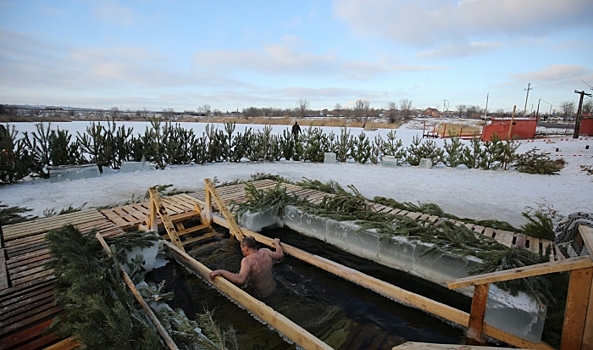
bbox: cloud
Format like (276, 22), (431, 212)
(333, 0), (593, 46)
(416, 41), (502, 59)
(91, 0), (139, 26)
(193, 42), (442, 80)
(511, 64), (592, 84)
(0, 29), (194, 91)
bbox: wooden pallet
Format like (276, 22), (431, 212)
(0, 211), (124, 349)
(100, 193), (204, 230)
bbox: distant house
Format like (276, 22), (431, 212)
(423, 108), (441, 118)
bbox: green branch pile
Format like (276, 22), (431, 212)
(45, 225), (237, 350)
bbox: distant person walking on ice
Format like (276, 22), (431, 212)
(292, 121), (301, 137)
(209, 236), (284, 298)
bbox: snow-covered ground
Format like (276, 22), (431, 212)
(1, 119), (591, 229)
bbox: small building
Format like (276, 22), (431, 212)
(580, 117), (593, 136)
(423, 107), (441, 118)
(481, 117), (537, 142)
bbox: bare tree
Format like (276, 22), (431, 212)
(399, 99), (413, 119)
(583, 99), (593, 115)
(334, 103), (342, 110)
(297, 99), (309, 118)
(560, 101), (575, 119)
(455, 104), (467, 118)
(110, 107), (119, 120)
(466, 105), (483, 119)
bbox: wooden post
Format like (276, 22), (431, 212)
(442, 123), (447, 138)
(507, 105), (516, 140)
(466, 284), (490, 345)
(561, 267), (593, 350)
(149, 193), (158, 232)
(203, 186), (212, 225)
(95, 233), (179, 350)
(580, 226), (593, 350)
(148, 187), (184, 251)
(204, 178), (244, 241)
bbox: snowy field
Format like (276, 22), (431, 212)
(1, 119), (591, 228)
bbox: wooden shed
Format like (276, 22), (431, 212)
(580, 117), (593, 136)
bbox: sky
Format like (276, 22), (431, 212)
(1, 0), (592, 114)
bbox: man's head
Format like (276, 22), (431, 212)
(240, 236), (257, 256)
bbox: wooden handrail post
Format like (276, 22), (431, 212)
(148, 187), (184, 251)
(561, 267), (593, 350)
(204, 178), (244, 241)
(466, 283), (489, 345)
(149, 191), (158, 232)
(201, 185), (212, 225)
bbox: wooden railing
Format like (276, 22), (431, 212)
(448, 225), (593, 349)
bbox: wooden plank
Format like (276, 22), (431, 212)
(166, 242), (332, 350)
(11, 269), (54, 287)
(466, 284), (489, 345)
(0, 279), (53, 302)
(561, 267), (593, 350)
(0, 249), (7, 290)
(580, 225), (593, 261)
(42, 337), (80, 350)
(0, 293), (54, 322)
(583, 266), (593, 350)
(448, 256), (593, 289)
(2, 210), (103, 239)
(0, 284), (53, 312)
(0, 305), (61, 336)
(16, 332), (61, 350)
(394, 342), (515, 349)
(7, 253), (51, 271)
(0, 319), (53, 349)
(211, 216), (553, 350)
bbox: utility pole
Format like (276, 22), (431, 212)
(442, 99), (448, 117)
(523, 83), (532, 117)
(484, 93), (489, 118)
(574, 90), (592, 138)
(536, 99), (541, 121)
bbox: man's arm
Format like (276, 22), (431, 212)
(269, 238), (284, 260)
(209, 258), (251, 286)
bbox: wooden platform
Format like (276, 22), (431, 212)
(0, 210), (124, 350)
(100, 193), (204, 231)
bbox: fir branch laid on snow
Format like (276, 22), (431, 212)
(0, 202), (36, 226)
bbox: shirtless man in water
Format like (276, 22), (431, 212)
(209, 236), (284, 298)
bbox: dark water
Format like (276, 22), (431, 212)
(147, 227), (467, 349)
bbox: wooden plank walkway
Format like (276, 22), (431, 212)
(100, 193), (205, 231)
(0, 210), (124, 350)
(186, 179), (561, 260)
